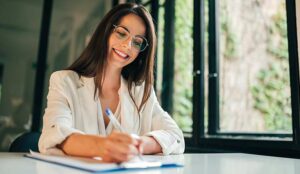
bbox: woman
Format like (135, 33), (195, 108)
(38, 3), (184, 163)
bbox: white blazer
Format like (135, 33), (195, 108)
(38, 70), (185, 155)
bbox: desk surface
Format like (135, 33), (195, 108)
(1, 153), (300, 174)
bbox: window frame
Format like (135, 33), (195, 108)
(184, 0), (300, 157)
(207, 0), (299, 138)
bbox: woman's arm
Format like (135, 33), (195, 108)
(140, 136), (162, 154)
(141, 88), (185, 155)
(60, 132), (140, 162)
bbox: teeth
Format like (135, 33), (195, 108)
(114, 49), (128, 58)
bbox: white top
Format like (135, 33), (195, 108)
(1, 153), (300, 174)
(38, 70), (185, 155)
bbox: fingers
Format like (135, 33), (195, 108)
(103, 143), (138, 162)
(138, 139), (144, 154)
(110, 141), (139, 155)
(130, 134), (144, 154)
(100, 132), (140, 163)
(109, 143), (138, 161)
(109, 131), (139, 145)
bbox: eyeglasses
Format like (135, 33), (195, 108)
(112, 25), (149, 52)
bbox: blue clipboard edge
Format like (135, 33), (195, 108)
(24, 154), (183, 173)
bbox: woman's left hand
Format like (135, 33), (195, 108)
(138, 136), (162, 154)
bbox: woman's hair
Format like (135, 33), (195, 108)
(67, 3), (156, 112)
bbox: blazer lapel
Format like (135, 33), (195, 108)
(76, 75), (140, 135)
(76, 76), (100, 135)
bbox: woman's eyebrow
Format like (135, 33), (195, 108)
(119, 25), (145, 37)
(119, 25), (130, 33)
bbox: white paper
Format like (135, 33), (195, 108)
(25, 151), (181, 172)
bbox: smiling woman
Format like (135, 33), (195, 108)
(38, 3), (185, 163)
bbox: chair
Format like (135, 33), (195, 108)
(9, 132), (41, 152)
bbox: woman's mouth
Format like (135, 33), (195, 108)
(113, 48), (129, 59)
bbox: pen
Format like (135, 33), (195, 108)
(105, 108), (126, 133)
(105, 108), (144, 161)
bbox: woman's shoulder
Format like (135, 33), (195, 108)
(49, 70), (82, 87)
(50, 70), (79, 80)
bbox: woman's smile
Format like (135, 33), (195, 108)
(113, 48), (129, 59)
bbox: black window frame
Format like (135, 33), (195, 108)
(185, 0), (300, 158)
(207, 0), (298, 139)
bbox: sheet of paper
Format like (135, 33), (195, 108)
(25, 151), (182, 172)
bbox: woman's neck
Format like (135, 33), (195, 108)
(102, 65), (122, 92)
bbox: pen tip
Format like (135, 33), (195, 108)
(105, 108), (110, 116)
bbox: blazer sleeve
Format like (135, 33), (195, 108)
(144, 89), (185, 155)
(38, 72), (84, 155)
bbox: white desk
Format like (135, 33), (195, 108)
(1, 153), (300, 174)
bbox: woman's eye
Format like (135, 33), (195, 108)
(133, 40), (142, 48)
(116, 31), (127, 38)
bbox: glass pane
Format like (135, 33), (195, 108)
(42, 0), (111, 115)
(173, 0), (193, 132)
(156, 0), (165, 104)
(156, 0), (194, 132)
(0, 0), (43, 151)
(219, 0), (292, 133)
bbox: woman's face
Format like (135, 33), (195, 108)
(107, 14), (146, 70)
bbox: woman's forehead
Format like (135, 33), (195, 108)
(118, 14), (146, 36)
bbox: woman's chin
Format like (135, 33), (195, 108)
(108, 58), (130, 69)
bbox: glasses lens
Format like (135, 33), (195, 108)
(114, 27), (129, 40)
(132, 37), (148, 51)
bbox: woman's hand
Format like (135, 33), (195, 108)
(98, 131), (141, 162)
(139, 136), (162, 154)
(59, 132), (141, 163)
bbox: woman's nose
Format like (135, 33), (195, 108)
(121, 37), (132, 49)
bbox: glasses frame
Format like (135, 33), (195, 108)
(112, 25), (149, 52)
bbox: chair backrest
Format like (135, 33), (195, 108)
(9, 132), (41, 152)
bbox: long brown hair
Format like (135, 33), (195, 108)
(67, 3), (156, 112)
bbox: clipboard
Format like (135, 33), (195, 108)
(25, 151), (183, 172)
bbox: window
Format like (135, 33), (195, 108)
(150, 0), (300, 157)
(202, 0), (299, 157)
(173, 0), (194, 132)
(217, 0), (292, 134)
(149, 0), (194, 133)
(206, 0), (298, 138)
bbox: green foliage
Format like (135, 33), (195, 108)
(220, 6), (238, 60)
(251, 3), (291, 131)
(267, 7), (288, 60)
(173, 0), (193, 132)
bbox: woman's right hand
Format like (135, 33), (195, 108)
(97, 131), (140, 163)
(60, 132), (141, 163)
